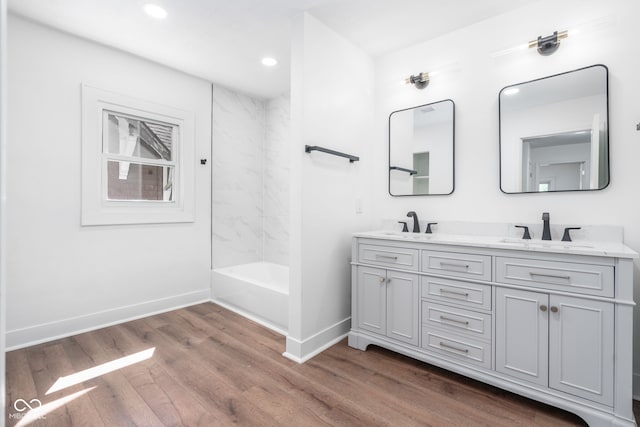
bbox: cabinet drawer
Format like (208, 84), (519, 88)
(422, 302), (491, 341)
(496, 257), (614, 297)
(422, 251), (491, 281)
(359, 244), (419, 271)
(421, 276), (492, 310)
(421, 329), (491, 369)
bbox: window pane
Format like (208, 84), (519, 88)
(104, 112), (175, 161)
(107, 161), (174, 201)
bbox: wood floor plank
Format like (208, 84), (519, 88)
(317, 343), (537, 426)
(6, 302), (611, 426)
(125, 315), (283, 426)
(64, 332), (164, 427)
(23, 343), (105, 427)
(5, 350), (47, 427)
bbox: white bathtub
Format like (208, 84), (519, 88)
(211, 261), (288, 334)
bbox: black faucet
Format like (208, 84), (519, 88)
(406, 211), (420, 233)
(542, 212), (551, 240)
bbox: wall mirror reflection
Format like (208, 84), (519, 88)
(499, 64), (609, 194)
(389, 99), (455, 196)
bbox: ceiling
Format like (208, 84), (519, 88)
(8, 0), (533, 99)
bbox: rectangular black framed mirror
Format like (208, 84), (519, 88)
(389, 99), (455, 196)
(499, 64), (609, 194)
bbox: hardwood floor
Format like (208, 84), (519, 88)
(3, 302), (619, 426)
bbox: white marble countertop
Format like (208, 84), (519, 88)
(353, 230), (639, 259)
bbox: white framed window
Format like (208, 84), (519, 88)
(82, 85), (195, 225)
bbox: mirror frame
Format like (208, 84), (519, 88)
(498, 64), (610, 194)
(388, 99), (456, 197)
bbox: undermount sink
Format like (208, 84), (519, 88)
(498, 237), (595, 249)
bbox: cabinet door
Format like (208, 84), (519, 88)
(386, 270), (419, 345)
(357, 266), (386, 335)
(496, 287), (548, 386)
(549, 295), (614, 406)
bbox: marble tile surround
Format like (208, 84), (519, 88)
(264, 94), (290, 266)
(211, 84), (290, 269)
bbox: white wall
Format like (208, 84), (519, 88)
(211, 84), (265, 269)
(0, 0), (6, 424)
(286, 12), (375, 361)
(6, 15), (212, 348)
(264, 94), (290, 266)
(373, 0), (640, 392)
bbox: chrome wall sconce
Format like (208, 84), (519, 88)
(529, 30), (568, 56)
(405, 72), (429, 89)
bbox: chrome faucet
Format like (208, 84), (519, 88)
(406, 211), (420, 233)
(542, 212), (551, 240)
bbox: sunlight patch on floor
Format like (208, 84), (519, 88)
(46, 347), (155, 395)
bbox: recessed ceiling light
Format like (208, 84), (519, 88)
(261, 57), (278, 67)
(144, 4), (167, 20)
(503, 87), (520, 96)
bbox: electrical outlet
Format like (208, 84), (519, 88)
(355, 198), (363, 214)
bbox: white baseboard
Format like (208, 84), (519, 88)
(283, 317), (350, 363)
(6, 289), (211, 350)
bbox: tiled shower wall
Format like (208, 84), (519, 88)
(211, 84), (290, 269)
(264, 94), (290, 266)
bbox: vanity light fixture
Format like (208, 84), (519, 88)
(529, 30), (568, 56)
(405, 72), (429, 89)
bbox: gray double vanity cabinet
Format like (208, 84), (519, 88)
(348, 229), (637, 426)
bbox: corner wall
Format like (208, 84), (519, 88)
(286, 12), (375, 361)
(6, 15), (212, 349)
(372, 0), (640, 393)
(0, 0), (6, 424)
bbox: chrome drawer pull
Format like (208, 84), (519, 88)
(529, 272), (571, 281)
(440, 315), (469, 326)
(439, 342), (469, 353)
(440, 261), (470, 270)
(439, 288), (469, 298)
(375, 254), (398, 261)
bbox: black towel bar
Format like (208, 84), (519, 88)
(305, 145), (359, 163)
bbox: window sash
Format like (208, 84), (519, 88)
(100, 107), (179, 204)
(102, 159), (177, 204)
(102, 153), (176, 167)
